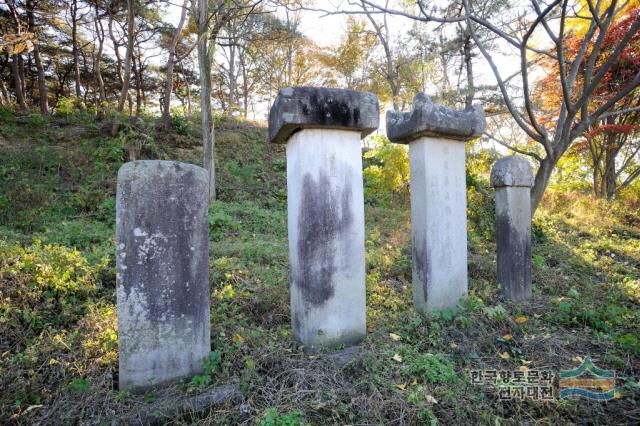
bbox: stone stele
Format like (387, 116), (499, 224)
(116, 160), (210, 392)
(491, 155), (534, 302)
(269, 87), (379, 350)
(387, 93), (485, 313)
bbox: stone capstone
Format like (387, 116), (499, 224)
(490, 155), (535, 188)
(386, 93), (485, 143)
(268, 87), (380, 144)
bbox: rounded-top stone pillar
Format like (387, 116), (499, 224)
(386, 93), (485, 314)
(116, 160), (210, 392)
(491, 155), (534, 302)
(269, 87), (379, 350)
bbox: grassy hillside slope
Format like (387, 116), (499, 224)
(0, 109), (638, 425)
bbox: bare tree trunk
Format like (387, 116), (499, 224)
(26, 0), (48, 114)
(603, 136), (618, 200)
(530, 157), (555, 212)
(161, 0), (189, 129)
(133, 53), (142, 116)
(228, 41), (237, 116)
(241, 56), (248, 118)
(186, 72), (192, 114)
(10, 55), (27, 111)
(71, 0), (82, 99)
(94, 4), (106, 116)
(108, 11), (123, 86)
(17, 55), (26, 101)
(196, 0), (216, 201)
(362, 4), (399, 110)
(462, 27), (475, 108)
(0, 78), (9, 106)
(113, 0), (135, 135)
(117, 0), (134, 112)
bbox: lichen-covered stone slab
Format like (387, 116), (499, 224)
(386, 93), (485, 143)
(268, 87), (379, 144)
(490, 155), (535, 188)
(116, 160), (210, 392)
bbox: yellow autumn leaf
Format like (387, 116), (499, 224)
(519, 365), (529, 372)
(573, 356), (584, 364)
(499, 351), (511, 360)
(514, 316), (528, 324)
(614, 391), (622, 399)
(389, 333), (401, 341)
(392, 354), (403, 363)
(411, 378), (418, 385)
(521, 359), (533, 365)
(232, 334), (245, 343)
(503, 334), (513, 341)
(396, 383), (406, 390)
(13, 42), (26, 54)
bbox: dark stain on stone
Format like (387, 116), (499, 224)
(412, 233), (428, 301)
(296, 170), (354, 306)
(496, 213), (531, 302)
(303, 92), (360, 127)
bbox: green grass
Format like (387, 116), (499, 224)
(0, 110), (638, 424)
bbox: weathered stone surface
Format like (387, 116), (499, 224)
(268, 87), (379, 144)
(492, 156), (533, 302)
(286, 129), (366, 349)
(116, 160), (210, 392)
(386, 93), (485, 143)
(490, 155), (535, 188)
(116, 384), (242, 425)
(409, 137), (468, 313)
(327, 346), (360, 368)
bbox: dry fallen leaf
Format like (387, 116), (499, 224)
(499, 352), (511, 360)
(411, 378), (418, 385)
(389, 333), (401, 341)
(573, 356), (584, 364)
(396, 383), (406, 390)
(425, 395), (438, 404)
(233, 334), (245, 343)
(392, 354), (403, 363)
(521, 359), (533, 365)
(450, 342), (459, 348)
(503, 334), (513, 341)
(519, 366), (529, 372)
(515, 315), (528, 324)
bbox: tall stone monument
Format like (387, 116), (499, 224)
(269, 87), (379, 349)
(386, 93), (485, 313)
(116, 160), (210, 391)
(491, 155), (534, 302)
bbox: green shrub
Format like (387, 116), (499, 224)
(403, 351), (457, 384)
(466, 171), (495, 242)
(363, 135), (410, 205)
(23, 112), (46, 128)
(260, 408), (309, 426)
(55, 96), (84, 116)
(0, 240), (108, 346)
(170, 111), (192, 135)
